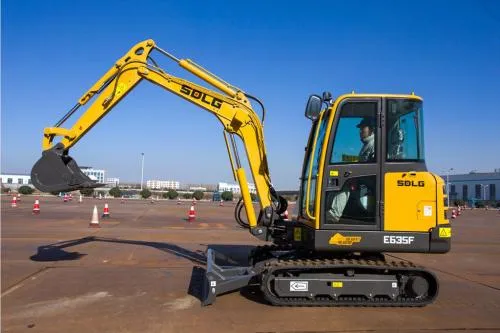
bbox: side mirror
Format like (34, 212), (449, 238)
(305, 95), (322, 121)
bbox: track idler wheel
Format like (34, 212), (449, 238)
(406, 276), (429, 298)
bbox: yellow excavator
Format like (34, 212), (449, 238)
(31, 39), (451, 307)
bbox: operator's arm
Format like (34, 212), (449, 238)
(34, 39), (283, 231)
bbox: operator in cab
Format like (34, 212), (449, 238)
(357, 118), (375, 162)
(327, 117), (376, 223)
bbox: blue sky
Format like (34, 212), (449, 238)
(2, 0), (499, 189)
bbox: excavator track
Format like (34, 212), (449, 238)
(259, 256), (439, 307)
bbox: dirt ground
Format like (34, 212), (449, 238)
(2, 195), (500, 333)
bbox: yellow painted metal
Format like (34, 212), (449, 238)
(433, 174), (450, 227)
(311, 105), (336, 229)
(236, 168), (257, 227)
(42, 128), (76, 146)
(179, 59), (237, 98)
(338, 92), (423, 101)
(40, 39), (273, 221)
(304, 111), (325, 221)
(384, 172), (438, 232)
(42, 40), (155, 150)
(78, 39), (156, 105)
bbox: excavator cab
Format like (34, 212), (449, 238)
(31, 143), (101, 193)
(296, 93), (448, 252)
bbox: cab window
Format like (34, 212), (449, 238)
(325, 175), (377, 224)
(330, 102), (377, 164)
(386, 99), (425, 161)
(301, 111), (329, 215)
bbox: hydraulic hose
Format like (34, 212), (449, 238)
(245, 93), (266, 124)
(234, 197), (250, 229)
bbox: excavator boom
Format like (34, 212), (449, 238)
(31, 39), (283, 231)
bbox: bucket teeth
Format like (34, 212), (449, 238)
(31, 143), (101, 193)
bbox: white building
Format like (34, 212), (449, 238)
(80, 167), (105, 183)
(1, 173), (32, 188)
(189, 186), (207, 191)
(217, 182), (257, 194)
(442, 170), (500, 202)
(146, 180), (180, 190)
(106, 177), (120, 187)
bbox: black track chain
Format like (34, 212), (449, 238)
(259, 257), (439, 307)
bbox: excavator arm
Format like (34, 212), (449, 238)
(31, 39), (285, 232)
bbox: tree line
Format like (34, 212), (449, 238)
(4, 185), (254, 203)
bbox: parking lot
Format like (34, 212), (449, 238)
(2, 195), (500, 333)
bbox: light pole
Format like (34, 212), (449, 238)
(140, 153), (145, 191)
(446, 168), (454, 207)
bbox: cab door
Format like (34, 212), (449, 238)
(320, 98), (382, 231)
(298, 109), (330, 223)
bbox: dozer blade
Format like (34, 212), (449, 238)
(31, 143), (102, 193)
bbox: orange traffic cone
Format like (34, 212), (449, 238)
(32, 199), (40, 214)
(219, 200), (223, 207)
(188, 205), (196, 222)
(69, 193), (73, 201)
(102, 203), (110, 218)
(451, 209), (457, 219)
(63, 194), (68, 203)
(11, 196), (17, 208)
(121, 196), (125, 204)
(282, 210), (289, 221)
(457, 206), (462, 216)
(177, 198), (181, 205)
(89, 205), (100, 228)
(17, 194), (21, 202)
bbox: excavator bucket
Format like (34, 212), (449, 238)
(31, 143), (102, 193)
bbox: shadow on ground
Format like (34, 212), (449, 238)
(30, 236), (209, 264)
(30, 237), (260, 304)
(31, 237), (256, 265)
